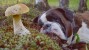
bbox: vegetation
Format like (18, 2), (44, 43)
(0, 1), (61, 49)
(0, 0), (89, 10)
(0, 15), (61, 50)
(0, 30), (61, 50)
(48, 0), (89, 10)
(0, 0), (89, 50)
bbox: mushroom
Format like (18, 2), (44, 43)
(5, 4), (31, 35)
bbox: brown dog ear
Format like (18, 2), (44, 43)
(33, 16), (39, 23)
(55, 8), (74, 22)
(65, 22), (73, 38)
(55, 8), (73, 38)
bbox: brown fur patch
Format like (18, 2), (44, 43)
(74, 11), (89, 29)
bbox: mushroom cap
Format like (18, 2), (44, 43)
(5, 4), (29, 16)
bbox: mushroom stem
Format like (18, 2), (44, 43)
(13, 15), (30, 35)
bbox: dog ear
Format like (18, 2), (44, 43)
(66, 22), (73, 38)
(55, 8), (74, 38)
(33, 16), (39, 23)
(55, 8), (74, 22)
(55, 8), (73, 38)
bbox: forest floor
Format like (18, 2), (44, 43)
(0, 0), (89, 50)
(0, 4), (62, 50)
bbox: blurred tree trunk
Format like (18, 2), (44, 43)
(35, 0), (50, 11)
(78, 0), (87, 12)
(59, 0), (69, 9)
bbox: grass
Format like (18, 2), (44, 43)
(48, 0), (89, 10)
(0, 0), (89, 10)
(87, 0), (89, 9)
(69, 0), (79, 10)
(48, 0), (59, 7)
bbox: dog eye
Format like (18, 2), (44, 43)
(43, 24), (51, 30)
(45, 24), (51, 27)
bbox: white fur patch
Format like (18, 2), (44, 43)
(50, 22), (67, 40)
(77, 22), (89, 43)
(40, 12), (47, 23)
(41, 22), (67, 40)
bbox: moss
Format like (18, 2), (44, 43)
(0, 27), (61, 50)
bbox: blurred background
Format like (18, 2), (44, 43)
(0, 0), (89, 9)
(0, 0), (89, 17)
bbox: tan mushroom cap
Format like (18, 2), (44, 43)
(5, 4), (29, 16)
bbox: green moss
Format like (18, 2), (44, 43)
(0, 28), (61, 50)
